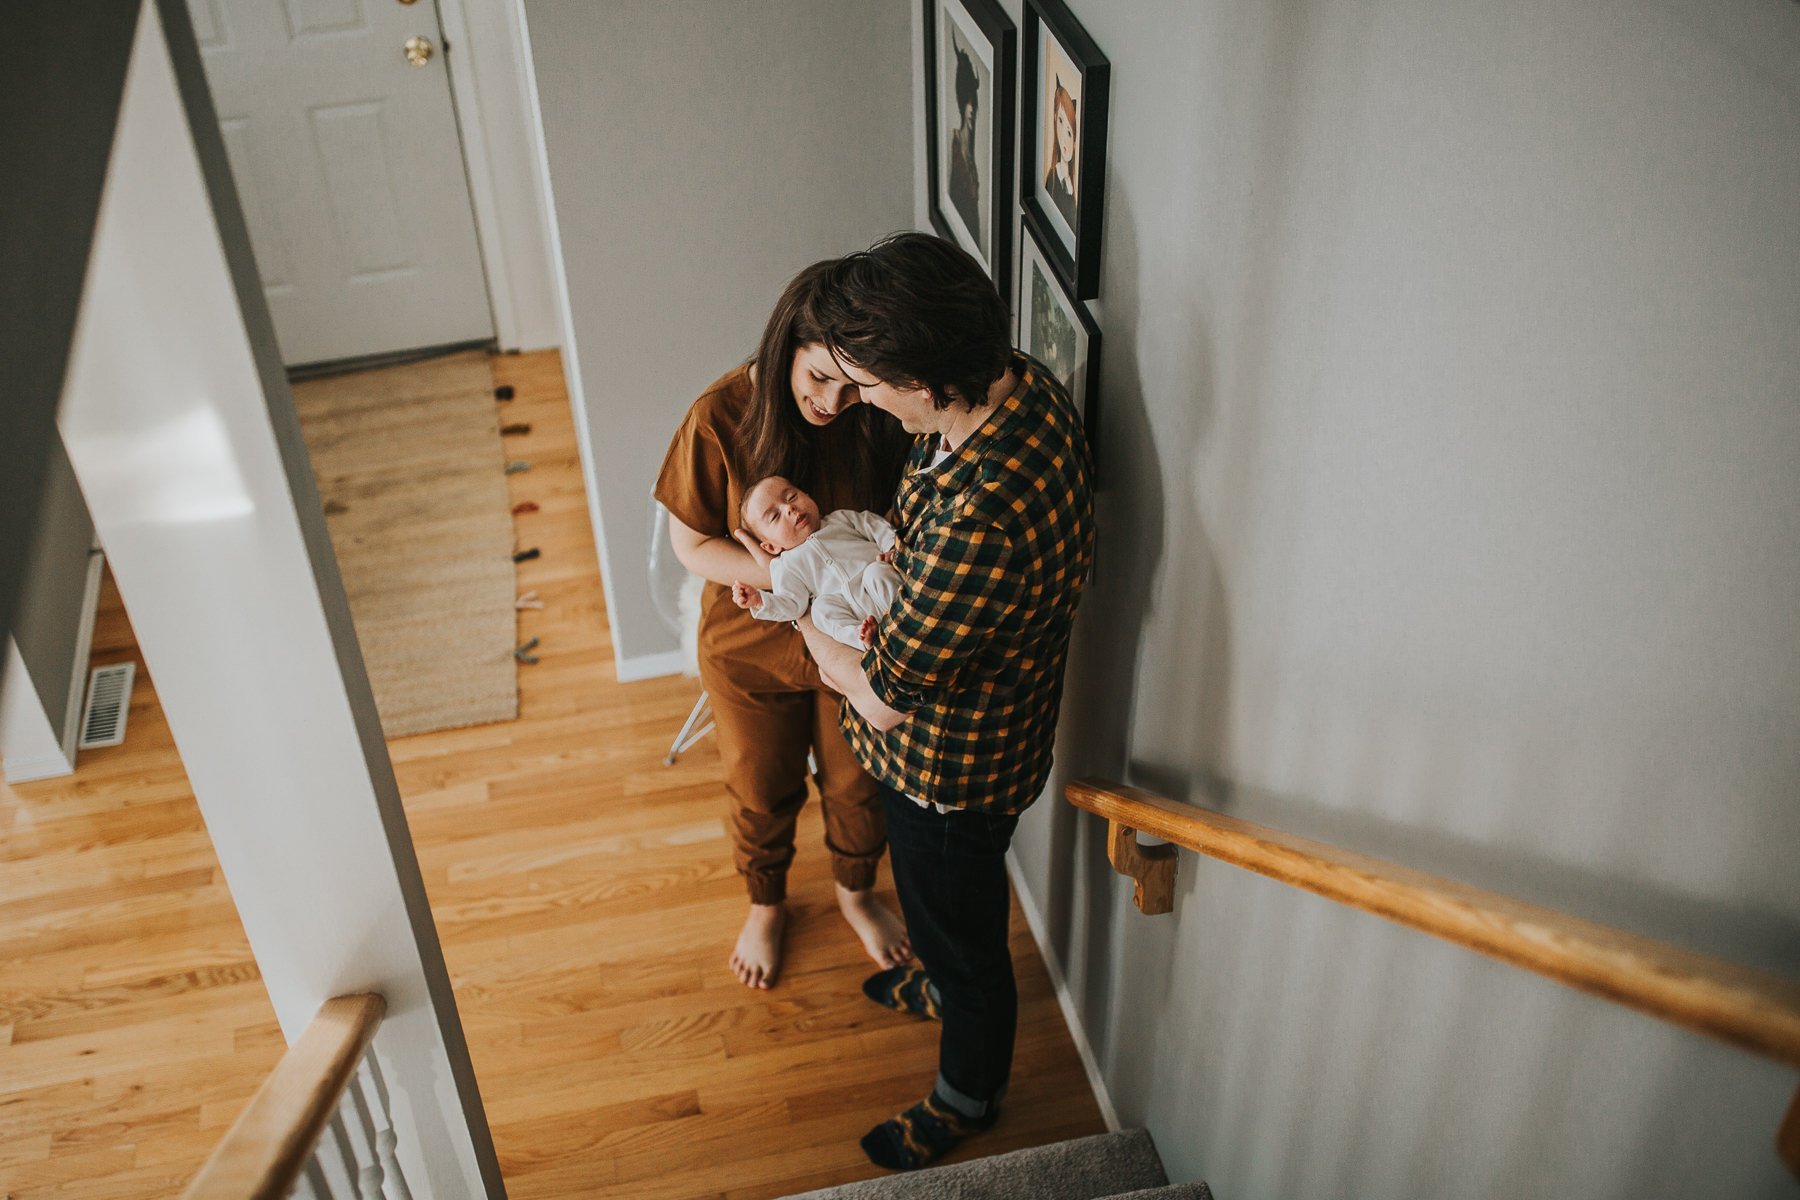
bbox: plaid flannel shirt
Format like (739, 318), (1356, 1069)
(842, 354), (1095, 813)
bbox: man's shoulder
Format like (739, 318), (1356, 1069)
(944, 365), (1094, 547)
(970, 427), (1089, 517)
(1013, 357), (1089, 446)
(906, 354), (1091, 535)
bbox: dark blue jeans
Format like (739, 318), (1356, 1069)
(880, 785), (1020, 1114)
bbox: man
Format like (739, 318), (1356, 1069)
(792, 233), (1095, 1170)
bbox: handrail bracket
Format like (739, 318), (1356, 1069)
(1106, 820), (1178, 915)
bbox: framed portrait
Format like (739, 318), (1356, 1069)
(1021, 0), (1108, 300)
(1018, 220), (1100, 441)
(923, 0), (1016, 297)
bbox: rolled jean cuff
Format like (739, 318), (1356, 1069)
(934, 1072), (1004, 1119)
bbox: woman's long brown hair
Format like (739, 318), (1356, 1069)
(741, 260), (910, 513)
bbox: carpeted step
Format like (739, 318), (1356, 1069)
(779, 1129), (1170, 1200)
(1111, 1186), (1215, 1200)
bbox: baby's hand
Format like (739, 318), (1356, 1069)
(732, 582), (762, 612)
(858, 616), (878, 647)
(878, 543), (898, 564)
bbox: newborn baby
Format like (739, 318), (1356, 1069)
(731, 475), (900, 649)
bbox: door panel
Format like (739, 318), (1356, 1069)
(217, 116), (300, 292)
(190, 0), (494, 366)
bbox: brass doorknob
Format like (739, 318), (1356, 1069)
(403, 35), (433, 67)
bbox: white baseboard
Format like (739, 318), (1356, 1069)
(1006, 852), (1122, 1132)
(613, 648), (686, 683)
(3, 750), (76, 783)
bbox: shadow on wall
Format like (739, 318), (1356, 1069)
(1025, 0), (1315, 1018)
(1033, 174), (1237, 1092)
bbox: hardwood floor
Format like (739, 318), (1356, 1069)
(0, 350), (1107, 1198)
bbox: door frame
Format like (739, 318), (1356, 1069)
(436, 0), (562, 353)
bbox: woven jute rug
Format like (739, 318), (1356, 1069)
(292, 350), (518, 738)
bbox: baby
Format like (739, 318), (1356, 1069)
(731, 475), (900, 648)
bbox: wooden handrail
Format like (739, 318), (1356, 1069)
(1068, 778), (1800, 1176)
(183, 992), (386, 1200)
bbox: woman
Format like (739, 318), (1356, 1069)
(654, 261), (914, 990)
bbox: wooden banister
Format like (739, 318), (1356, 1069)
(182, 992), (386, 1200)
(1068, 778), (1800, 1177)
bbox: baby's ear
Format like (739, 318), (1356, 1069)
(759, 538), (782, 557)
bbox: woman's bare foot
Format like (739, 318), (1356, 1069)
(730, 902), (787, 989)
(837, 884), (913, 969)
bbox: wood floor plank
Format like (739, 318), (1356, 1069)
(0, 349), (1105, 1198)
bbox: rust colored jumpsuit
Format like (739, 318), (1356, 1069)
(654, 366), (887, 904)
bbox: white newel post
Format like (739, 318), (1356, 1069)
(55, 4), (505, 1196)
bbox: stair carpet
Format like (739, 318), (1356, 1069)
(780, 1129), (1213, 1200)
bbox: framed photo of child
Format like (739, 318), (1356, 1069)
(1021, 0), (1108, 300)
(923, 0), (1016, 298)
(1018, 220), (1100, 447)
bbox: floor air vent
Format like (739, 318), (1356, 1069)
(79, 663), (136, 750)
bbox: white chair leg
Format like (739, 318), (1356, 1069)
(665, 691), (715, 765)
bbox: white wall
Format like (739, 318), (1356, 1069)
(520, 0), (916, 676)
(55, 4), (504, 1193)
(986, 1), (1800, 1196)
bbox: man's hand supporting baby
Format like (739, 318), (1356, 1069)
(797, 614), (909, 731)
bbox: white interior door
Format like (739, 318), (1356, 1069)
(186, 0), (495, 367)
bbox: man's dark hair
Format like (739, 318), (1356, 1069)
(810, 233), (1012, 410)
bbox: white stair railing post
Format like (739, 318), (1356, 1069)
(359, 1052), (415, 1200)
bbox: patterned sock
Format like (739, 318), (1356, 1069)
(860, 1090), (996, 1171)
(861, 966), (941, 1020)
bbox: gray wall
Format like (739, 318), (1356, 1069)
(2, 1), (136, 661)
(522, 0), (916, 666)
(987, 2), (1800, 1197)
(10, 440), (97, 729)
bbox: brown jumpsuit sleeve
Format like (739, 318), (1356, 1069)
(654, 398), (731, 537)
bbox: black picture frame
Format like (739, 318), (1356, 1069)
(1017, 218), (1101, 447)
(922, 0), (1016, 298)
(1020, 0), (1108, 300)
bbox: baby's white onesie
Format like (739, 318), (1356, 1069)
(751, 510), (901, 648)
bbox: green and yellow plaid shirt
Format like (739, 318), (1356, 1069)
(843, 354), (1095, 814)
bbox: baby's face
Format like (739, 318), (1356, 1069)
(744, 477), (822, 553)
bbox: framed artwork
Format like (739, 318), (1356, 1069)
(1018, 220), (1100, 440)
(924, 0), (1016, 297)
(1021, 0), (1108, 300)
